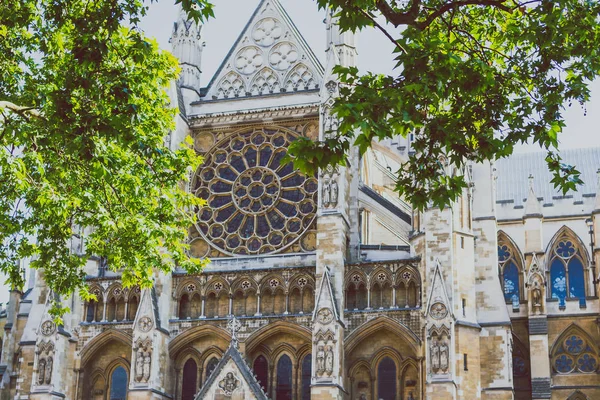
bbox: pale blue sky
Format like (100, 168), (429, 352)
(1, 0), (598, 305)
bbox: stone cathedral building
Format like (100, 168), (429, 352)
(2, 1), (600, 399)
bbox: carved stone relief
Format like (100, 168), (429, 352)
(137, 316), (153, 333)
(429, 302), (448, 320)
(235, 46), (264, 75)
(218, 372), (240, 395)
(252, 18), (283, 47)
(315, 329), (336, 378)
(134, 338), (152, 383)
(36, 341), (54, 385)
(429, 329), (450, 375)
(321, 165), (339, 209)
(41, 320), (56, 336)
(269, 42), (299, 71)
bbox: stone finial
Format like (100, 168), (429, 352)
(524, 174), (542, 217)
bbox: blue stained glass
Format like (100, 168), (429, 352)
(498, 245), (511, 262)
(566, 335), (584, 354)
(577, 354), (598, 373)
(557, 241), (576, 258)
(503, 262), (520, 303)
(110, 366), (127, 400)
(554, 355), (574, 373)
(551, 260), (566, 301)
(568, 258), (586, 299)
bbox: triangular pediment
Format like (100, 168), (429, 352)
(202, 0), (323, 101)
(313, 268), (341, 324)
(425, 260), (453, 321)
(195, 345), (268, 400)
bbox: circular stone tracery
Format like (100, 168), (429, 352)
(193, 127), (317, 256)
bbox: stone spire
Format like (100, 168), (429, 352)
(170, 5), (203, 92)
(524, 174), (542, 217)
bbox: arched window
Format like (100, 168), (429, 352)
(289, 288), (302, 314)
(357, 283), (368, 309)
(95, 294), (104, 322)
(190, 293), (201, 318)
(205, 293), (217, 318)
(498, 238), (522, 305)
(302, 287), (314, 313)
(181, 359), (198, 400)
(233, 290), (245, 316)
(301, 354), (311, 400)
(253, 355), (269, 392)
(205, 357), (219, 384)
(276, 355), (293, 400)
(179, 294), (190, 319)
(552, 328), (599, 374)
(107, 298), (117, 321)
(378, 357), (397, 400)
(371, 283), (382, 309)
(503, 262), (520, 304)
(109, 366), (128, 400)
(128, 295), (139, 321)
(346, 285), (357, 310)
(246, 291), (258, 316)
(86, 300), (96, 322)
(407, 281), (417, 307)
(549, 234), (587, 303)
(273, 289), (286, 314)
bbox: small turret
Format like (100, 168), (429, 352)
(170, 6), (203, 95)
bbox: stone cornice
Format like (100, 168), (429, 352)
(188, 104), (319, 130)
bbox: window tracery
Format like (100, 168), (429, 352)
(548, 230), (587, 304)
(497, 234), (523, 306)
(552, 327), (599, 374)
(193, 127), (317, 256)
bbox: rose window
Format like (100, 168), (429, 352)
(235, 46), (264, 75)
(214, 282), (223, 291)
(377, 273), (387, 281)
(298, 278), (307, 287)
(193, 127), (318, 256)
(241, 281), (251, 290)
(186, 284), (196, 292)
(352, 274), (361, 282)
(252, 18), (283, 47)
(402, 271), (412, 281)
(269, 42), (299, 71)
(269, 279), (279, 288)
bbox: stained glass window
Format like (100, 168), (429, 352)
(553, 332), (598, 374)
(551, 259), (566, 302)
(550, 237), (586, 302)
(301, 354), (311, 400)
(377, 357), (397, 400)
(503, 262), (520, 303)
(109, 366), (127, 400)
(205, 357), (219, 383)
(182, 359), (198, 400)
(276, 355), (293, 400)
(192, 127), (317, 256)
(497, 238), (522, 304)
(253, 355), (269, 392)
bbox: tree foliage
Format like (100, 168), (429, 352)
(287, 0), (600, 210)
(0, 0), (212, 314)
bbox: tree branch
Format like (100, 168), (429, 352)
(375, 0), (421, 27)
(418, 0), (511, 29)
(0, 101), (42, 119)
(358, 9), (407, 53)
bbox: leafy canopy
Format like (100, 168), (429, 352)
(0, 0), (213, 316)
(287, 0), (600, 210)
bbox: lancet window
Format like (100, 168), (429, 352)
(253, 355), (269, 392)
(497, 234), (523, 306)
(548, 231), (587, 304)
(109, 366), (128, 400)
(276, 354), (293, 400)
(181, 359), (198, 400)
(377, 357), (397, 400)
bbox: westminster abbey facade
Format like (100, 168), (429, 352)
(2, 1), (600, 399)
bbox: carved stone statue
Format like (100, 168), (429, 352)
(135, 349), (144, 382)
(45, 356), (53, 384)
(317, 345), (325, 374)
(440, 342), (449, 373)
(325, 345), (334, 375)
(330, 180), (338, 206)
(142, 351), (151, 382)
(430, 341), (440, 373)
(38, 359), (46, 385)
(323, 182), (331, 206)
(533, 287), (541, 306)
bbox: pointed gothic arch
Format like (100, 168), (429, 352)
(545, 226), (589, 304)
(551, 323), (599, 374)
(345, 316), (422, 356)
(497, 231), (525, 305)
(567, 390), (590, 400)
